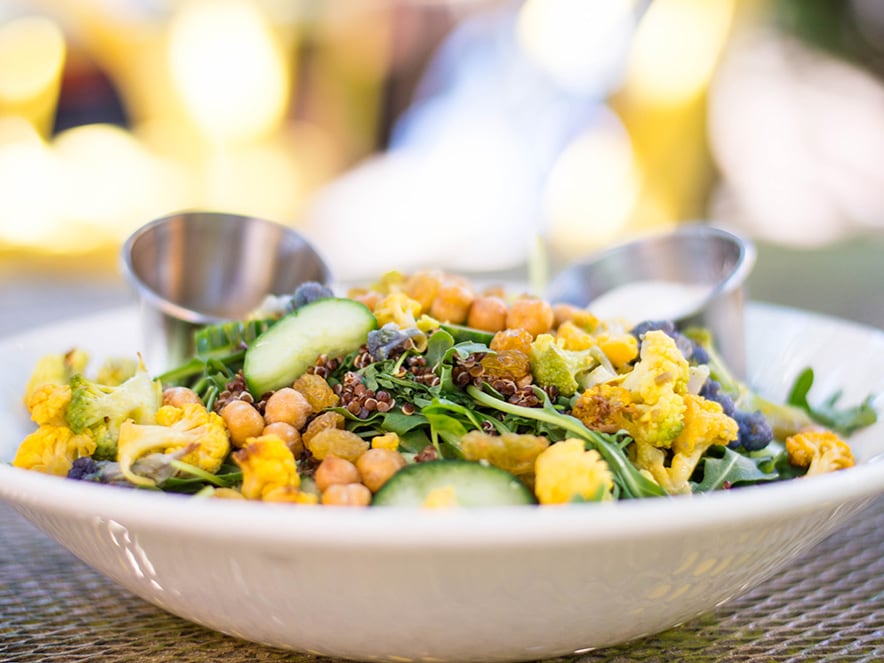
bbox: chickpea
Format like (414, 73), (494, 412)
(314, 455), (362, 493)
(404, 269), (443, 311)
(430, 281), (475, 324)
(352, 290), (383, 312)
(263, 422), (303, 456)
(467, 295), (508, 332)
(506, 297), (554, 337)
(321, 483), (372, 507)
(162, 386), (201, 408)
(264, 387), (312, 430)
(356, 448), (407, 493)
(220, 400), (265, 447)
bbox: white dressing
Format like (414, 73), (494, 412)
(587, 280), (714, 323)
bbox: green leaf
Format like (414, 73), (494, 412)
(786, 367), (878, 435)
(425, 329), (454, 369)
(693, 446), (779, 492)
(382, 411), (430, 435)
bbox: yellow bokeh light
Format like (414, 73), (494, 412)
(0, 15), (66, 137)
(0, 125), (62, 249)
(168, 0), (291, 144)
(544, 119), (641, 258)
(625, 0), (735, 106)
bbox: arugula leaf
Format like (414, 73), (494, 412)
(786, 367), (878, 435)
(466, 385), (666, 499)
(692, 446), (779, 492)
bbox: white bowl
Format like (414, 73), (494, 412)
(1, 304), (883, 662)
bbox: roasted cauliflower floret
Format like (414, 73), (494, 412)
(232, 433), (301, 500)
(785, 430), (855, 476)
(25, 383), (72, 426)
(117, 403), (230, 487)
(66, 361), (162, 460)
(13, 425), (96, 476)
(373, 292), (423, 330)
(529, 333), (597, 396)
(633, 393), (739, 494)
(534, 438), (614, 504)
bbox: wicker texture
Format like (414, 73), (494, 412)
(1, 497), (882, 663)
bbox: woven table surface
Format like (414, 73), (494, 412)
(0, 497), (881, 663)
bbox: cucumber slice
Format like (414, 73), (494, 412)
(439, 323), (495, 346)
(372, 459), (536, 507)
(243, 298), (376, 395)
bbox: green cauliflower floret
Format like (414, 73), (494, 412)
(621, 329), (690, 446)
(66, 360), (162, 460)
(529, 333), (598, 396)
(117, 403), (231, 487)
(632, 393), (739, 494)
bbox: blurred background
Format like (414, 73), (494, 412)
(2, 0), (884, 333)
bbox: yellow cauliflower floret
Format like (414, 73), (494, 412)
(117, 403), (231, 487)
(374, 292), (423, 329)
(263, 485), (320, 504)
(593, 327), (639, 370)
(555, 321), (595, 351)
(233, 434), (301, 500)
(622, 330), (690, 400)
(23, 349), (89, 405)
(371, 432), (400, 451)
(617, 330), (691, 446)
(534, 438), (614, 504)
(25, 383), (71, 426)
(460, 430), (549, 476)
(785, 430), (855, 476)
(13, 425), (96, 476)
(635, 394), (739, 495)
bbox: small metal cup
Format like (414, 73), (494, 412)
(546, 224), (756, 376)
(121, 211), (332, 371)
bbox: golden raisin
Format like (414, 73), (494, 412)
(306, 428), (369, 462)
(460, 430), (549, 476)
(490, 328), (534, 354)
(292, 373), (339, 412)
(480, 349), (530, 380)
(302, 411), (345, 447)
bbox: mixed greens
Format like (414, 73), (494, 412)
(12, 271), (878, 507)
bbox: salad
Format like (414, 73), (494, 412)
(12, 270), (878, 507)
